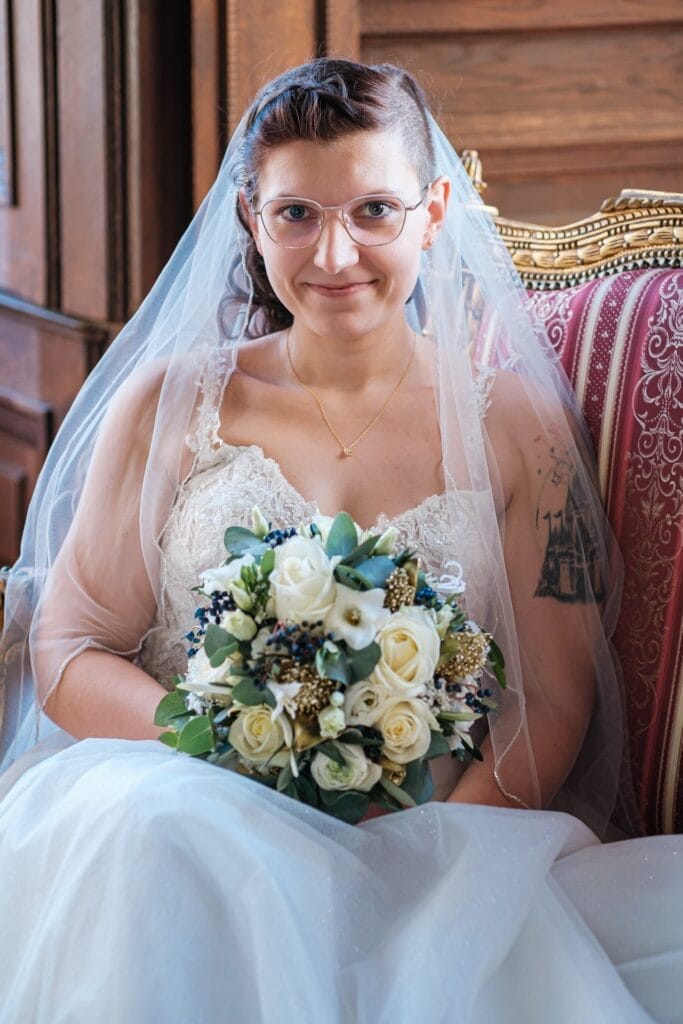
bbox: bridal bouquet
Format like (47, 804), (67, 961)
(154, 508), (506, 823)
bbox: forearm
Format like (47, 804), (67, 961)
(445, 735), (526, 810)
(42, 648), (167, 742)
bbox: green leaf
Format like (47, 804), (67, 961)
(206, 747), (240, 769)
(293, 772), (319, 806)
(338, 728), (383, 749)
(334, 564), (371, 591)
(204, 624), (233, 658)
(353, 556), (397, 588)
(177, 715), (216, 755)
(326, 513), (360, 558)
(158, 731), (178, 748)
(224, 526), (262, 556)
(232, 677), (276, 707)
(425, 730), (452, 759)
(488, 639), (507, 689)
(316, 647), (351, 685)
(315, 740), (347, 767)
(154, 688), (188, 727)
(259, 547), (275, 576)
(379, 776), (417, 808)
(318, 789), (370, 824)
(276, 763), (293, 792)
(347, 641), (381, 682)
(338, 534), (380, 567)
(208, 642), (239, 668)
(401, 758), (435, 803)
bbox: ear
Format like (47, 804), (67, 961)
(422, 175), (450, 250)
(239, 189), (263, 256)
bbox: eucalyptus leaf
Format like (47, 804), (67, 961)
(425, 730), (452, 759)
(401, 758), (435, 803)
(317, 649), (351, 686)
(158, 731), (178, 749)
(204, 624), (233, 658)
(154, 689), (188, 727)
(333, 564), (370, 591)
(379, 776), (417, 808)
(353, 556), (397, 589)
(177, 716), (216, 756)
(338, 534), (380, 567)
(318, 789), (370, 824)
(232, 678), (275, 707)
(276, 764), (293, 792)
(208, 642), (239, 668)
(315, 741), (347, 767)
(326, 513), (360, 558)
(224, 526), (261, 555)
(293, 772), (318, 806)
(347, 641), (381, 681)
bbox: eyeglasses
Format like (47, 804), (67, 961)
(251, 186), (430, 248)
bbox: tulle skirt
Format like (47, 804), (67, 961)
(0, 737), (681, 1024)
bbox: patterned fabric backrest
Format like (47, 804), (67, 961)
(528, 269), (683, 835)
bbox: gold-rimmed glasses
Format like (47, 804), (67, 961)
(251, 186), (430, 248)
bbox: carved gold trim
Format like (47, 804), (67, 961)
(460, 153), (683, 290)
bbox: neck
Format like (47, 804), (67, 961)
(284, 315), (416, 392)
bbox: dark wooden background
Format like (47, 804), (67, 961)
(1, 0), (682, 564)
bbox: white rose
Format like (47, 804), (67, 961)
(318, 705), (346, 738)
(222, 608), (257, 641)
(371, 606), (441, 694)
(344, 678), (394, 727)
(376, 697), (440, 764)
(325, 584), (390, 650)
(228, 705), (286, 764)
(310, 742), (382, 792)
(270, 536), (337, 624)
(179, 648), (237, 705)
(201, 553), (255, 611)
(250, 627), (272, 659)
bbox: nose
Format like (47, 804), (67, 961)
(312, 211), (360, 275)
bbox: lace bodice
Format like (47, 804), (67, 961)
(139, 363), (497, 691)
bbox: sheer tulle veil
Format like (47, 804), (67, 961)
(0, 61), (638, 838)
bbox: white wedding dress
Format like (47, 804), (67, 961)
(0, 374), (682, 1024)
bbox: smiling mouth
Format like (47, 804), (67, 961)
(305, 281), (375, 297)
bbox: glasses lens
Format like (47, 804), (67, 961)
(261, 199), (322, 247)
(344, 196), (406, 245)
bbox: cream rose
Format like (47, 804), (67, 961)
(310, 742), (382, 792)
(376, 697), (440, 764)
(344, 678), (394, 727)
(228, 705), (286, 764)
(270, 536), (337, 624)
(371, 606), (441, 694)
(221, 608), (257, 641)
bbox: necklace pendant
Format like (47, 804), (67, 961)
(342, 447), (353, 457)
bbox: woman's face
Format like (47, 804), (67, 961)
(246, 128), (449, 340)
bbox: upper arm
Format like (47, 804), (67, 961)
(489, 372), (603, 801)
(32, 358), (182, 706)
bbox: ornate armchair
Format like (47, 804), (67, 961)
(465, 151), (682, 835)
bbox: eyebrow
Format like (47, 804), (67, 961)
(260, 188), (406, 201)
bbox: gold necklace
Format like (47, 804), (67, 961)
(285, 328), (417, 457)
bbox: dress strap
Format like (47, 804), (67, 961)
(185, 348), (235, 461)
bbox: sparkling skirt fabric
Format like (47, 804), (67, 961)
(1, 737), (682, 1024)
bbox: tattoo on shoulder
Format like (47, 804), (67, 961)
(533, 444), (604, 604)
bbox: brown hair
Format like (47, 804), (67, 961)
(235, 58), (435, 333)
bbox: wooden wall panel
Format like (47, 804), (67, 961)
(0, 0), (16, 206)
(356, 0), (683, 224)
(0, 0), (51, 305)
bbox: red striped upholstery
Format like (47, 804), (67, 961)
(528, 269), (683, 834)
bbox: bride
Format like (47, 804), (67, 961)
(0, 58), (681, 1023)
